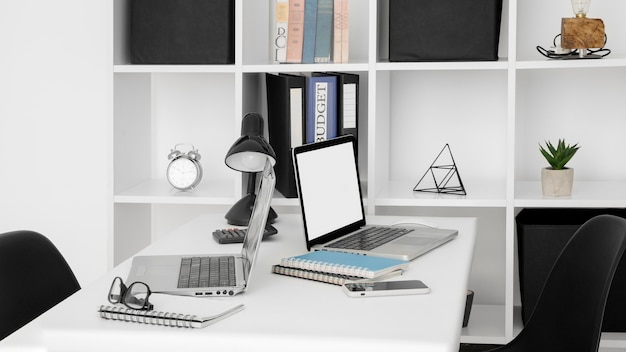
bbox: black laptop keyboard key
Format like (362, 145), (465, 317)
(326, 227), (413, 251)
(178, 255), (237, 289)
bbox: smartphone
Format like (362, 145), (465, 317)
(342, 280), (430, 297)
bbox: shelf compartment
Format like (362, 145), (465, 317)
(242, 0), (370, 66)
(460, 304), (508, 345)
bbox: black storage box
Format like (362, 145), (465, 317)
(131, 0), (234, 64)
(389, 0), (503, 62)
(516, 208), (626, 332)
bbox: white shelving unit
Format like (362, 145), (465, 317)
(112, 0), (626, 346)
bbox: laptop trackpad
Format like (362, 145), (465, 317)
(393, 236), (436, 246)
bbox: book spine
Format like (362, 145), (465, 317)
(332, 0), (343, 63)
(98, 305), (201, 328)
(306, 76), (337, 143)
(339, 0), (350, 63)
(280, 257), (374, 278)
(273, 0), (289, 63)
(286, 0), (305, 63)
(314, 0), (334, 63)
(301, 0), (318, 64)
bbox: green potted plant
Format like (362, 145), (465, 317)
(539, 139), (580, 197)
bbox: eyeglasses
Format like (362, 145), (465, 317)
(108, 276), (154, 311)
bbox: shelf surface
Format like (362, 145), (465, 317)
(516, 56), (626, 70)
(113, 64), (236, 73)
(114, 179), (235, 205)
(243, 61), (370, 73)
(376, 59), (509, 71)
(515, 181), (626, 208)
(376, 179), (506, 208)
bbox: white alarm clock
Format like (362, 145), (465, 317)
(166, 144), (203, 191)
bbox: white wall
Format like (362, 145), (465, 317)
(0, 1), (111, 285)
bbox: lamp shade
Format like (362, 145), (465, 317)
(225, 113), (276, 172)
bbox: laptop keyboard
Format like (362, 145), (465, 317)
(177, 256), (236, 288)
(326, 226), (413, 251)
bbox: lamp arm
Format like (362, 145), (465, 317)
(245, 172), (257, 195)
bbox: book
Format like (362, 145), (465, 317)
(333, 0), (350, 63)
(306, 74), (337, 144)
(280, 251), (409, 279)
(98, 295), (244, 329)
(265, 73), (306, 198)
(273, 0), (289, 62)
(286, 0), (305, 63)
(327, 72), (358, 142)
(272, 264), (404, 285)
(314, 0), (334, 63)
(301, 0), (318, 63)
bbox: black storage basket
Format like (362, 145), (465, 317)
(131, 0), (234, 64)
(389, 0), (503, 62)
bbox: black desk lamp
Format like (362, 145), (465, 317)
(224, 112), (277, 226)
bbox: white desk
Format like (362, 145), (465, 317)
(1, 214), (476, 352)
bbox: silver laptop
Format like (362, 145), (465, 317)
(292, 135), (458, 261)
(126, 159), (276, 297)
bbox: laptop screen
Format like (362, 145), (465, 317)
(293, 136), (365, 246)
(241, 158), (275, 280)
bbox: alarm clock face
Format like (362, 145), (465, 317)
(167, 157), (201, 190)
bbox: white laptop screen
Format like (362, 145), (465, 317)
(295, 137), (364, 242)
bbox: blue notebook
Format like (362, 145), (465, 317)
(280, 251), (409, 279)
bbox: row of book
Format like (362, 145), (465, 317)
(273, 0), (350, 64)
(265, 71), (359, 198)
(271, 251), (408, 286)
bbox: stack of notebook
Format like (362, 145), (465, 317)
(271, 251), (409, 285)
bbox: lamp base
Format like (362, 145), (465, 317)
(225, 193), (278, 226)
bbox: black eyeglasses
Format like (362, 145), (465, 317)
(108, 276), (154, 311)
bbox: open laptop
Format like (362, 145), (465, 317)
(292, 135), (458, 261)
(126, 159), (276, 297)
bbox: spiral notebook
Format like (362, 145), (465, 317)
(279, 251), (409, 279)
(98, 294), (244, 328)
(271, 264), (403, 286)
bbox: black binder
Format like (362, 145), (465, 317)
(327, 72), (359, 143)
(265, 73), (306, 198)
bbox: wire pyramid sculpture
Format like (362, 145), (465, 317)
(413, 144), (466, 195)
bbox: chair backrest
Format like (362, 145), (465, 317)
(509, 214), (626, 351)
(0, 230), (80, 340)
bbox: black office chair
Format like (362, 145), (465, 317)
(0, 230), (81, 340)
(486, 214), (626, 352)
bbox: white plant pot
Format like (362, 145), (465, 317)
(541, 167), (574, 197)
